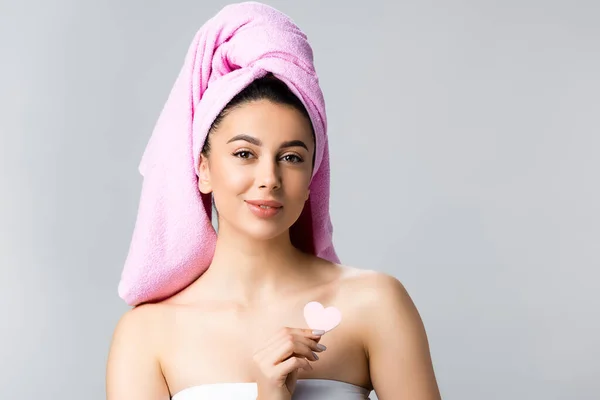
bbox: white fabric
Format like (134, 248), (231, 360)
(171, 378), (371, 400)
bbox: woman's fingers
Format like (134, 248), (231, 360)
(252, 326), (328, 396)
(271, 338), (318, 364)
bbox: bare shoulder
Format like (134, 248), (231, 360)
(106, 304), (171, 400)
(336, 265), (413, 310)
(334, 266), (429, 355)
(113, 303), (160, 328)
(108, 302), (177, 364)
(110, 302), (172, 345)
(334, 266), (441, 400)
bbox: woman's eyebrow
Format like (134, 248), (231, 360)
(227, 134), (261, 146)
(279, 140), (308, 150)
(227, 134), (308, 151)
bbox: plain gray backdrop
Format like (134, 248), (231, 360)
(1, 0), (598, 399)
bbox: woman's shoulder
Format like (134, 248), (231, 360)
(332, 265), (440, 399)
(111, 296), (192, 354)
(332, 264), (420, 328)
(110, 303), (170, 345)
(335, 264), (411, 304)
(107, 304), (173, 397)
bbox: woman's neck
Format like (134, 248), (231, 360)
(194, 223), (314, 306)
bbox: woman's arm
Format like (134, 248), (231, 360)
(106, 306), (170, 400)
(362, 273), (442, 400)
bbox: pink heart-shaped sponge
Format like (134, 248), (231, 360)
(303, 301), (342, 332)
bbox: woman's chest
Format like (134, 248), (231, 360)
(159, 304), (370, 394)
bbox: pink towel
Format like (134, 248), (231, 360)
(118, 1), (339, 306)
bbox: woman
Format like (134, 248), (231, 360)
(106, 3), (441, 400)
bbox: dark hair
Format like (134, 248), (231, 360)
(201, 73), (314, 158)
(200, 73), (316, 255)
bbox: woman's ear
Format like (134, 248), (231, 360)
(197, 154), (213, 194)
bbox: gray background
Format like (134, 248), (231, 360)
(1, 0), (598, 399)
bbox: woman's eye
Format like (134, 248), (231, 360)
(234, 151), (252, 159)
(281, 154), (303, 163)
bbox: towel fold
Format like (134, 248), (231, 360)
(118, 1), (338, 306)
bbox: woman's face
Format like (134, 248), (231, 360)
(198, 99), (314, 241)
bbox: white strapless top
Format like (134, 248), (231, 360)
(171, 379), (371, 399)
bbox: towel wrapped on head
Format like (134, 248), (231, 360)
(118, 1), (338, 306)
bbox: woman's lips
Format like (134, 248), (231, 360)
(245, 199), (283, 208)
(245, 199), (283, 218)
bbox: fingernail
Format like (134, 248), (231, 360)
(317, 344), (327, 351)
(312, 330), (325, 335)
(313, 352), (319, 360)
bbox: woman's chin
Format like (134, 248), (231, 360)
(233, 219), (294, 242)
(242, 226), (290, 242)
(219, 210), (302, 242)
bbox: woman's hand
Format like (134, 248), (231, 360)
(253, 327), (326, 400)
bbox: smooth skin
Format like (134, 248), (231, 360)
(253, 327), (326, 399)
(106, 99), (442, 400)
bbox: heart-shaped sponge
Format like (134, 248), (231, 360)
(303, 301), (342, 332)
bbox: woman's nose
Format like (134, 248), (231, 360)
(257, 159), (281, 190)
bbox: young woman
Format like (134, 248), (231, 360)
(106, 3), (441, 400)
